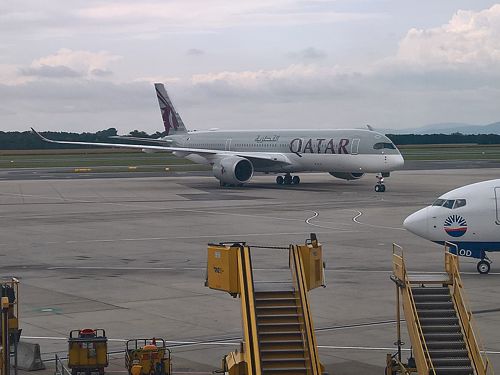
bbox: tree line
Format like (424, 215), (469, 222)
(0, 129), (163, 150)
(1, 129), (500, 150)
(387, 133), (500, 145)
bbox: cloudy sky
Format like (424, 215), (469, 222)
(1, 0), (500, 133)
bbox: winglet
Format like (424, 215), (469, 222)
(366, 124), (374, 131)
(31, 127), (55, 143)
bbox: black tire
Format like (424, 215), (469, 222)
(284, 175), (292, 185)
(375, 185), (380, 192)
(292, 176), (300, 185)
(380, 184), (386, 192)
(477, 260), (490, 274)
(276, 176), (284, 185)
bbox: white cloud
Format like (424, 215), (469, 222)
(397, 4), (500, 68)
(75, 0), (380, 31)
(0, 49), (122, 84)
(31, 49), (121, 77)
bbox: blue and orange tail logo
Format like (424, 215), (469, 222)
(444, 215), (467, 237)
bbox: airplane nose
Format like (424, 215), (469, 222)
(394, 154), (405, 169)
(403, 207), (428, 238)
(386, 154), (405, 170)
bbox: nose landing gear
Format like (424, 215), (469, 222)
(276, 173), (300, 185)
(375, 175), (386, 192)
(477, 254), (492, 274)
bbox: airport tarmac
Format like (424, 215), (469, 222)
(1, 169), (499, 375)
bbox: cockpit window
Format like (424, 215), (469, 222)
(453, 199), (466, 209)
(442, 199), (455, 209)
(373, 142), (396, 150)
(432, 198), (466, 209)
(432, 199), (445, 206)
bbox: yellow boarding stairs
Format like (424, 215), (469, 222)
(206, 234), (327, 375)
(388, 244), (493, 375)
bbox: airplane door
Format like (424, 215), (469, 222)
(225, 139), (232, 151)
(351, 138), (360, 155)
(495, 187), (500, 224)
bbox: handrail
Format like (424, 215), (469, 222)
(54, 354), (72, 375)
(392, 244), (436, 375)
(290, 245), (322, 375)
(237, 246), (261, 375)
(444, 245), (494, 375)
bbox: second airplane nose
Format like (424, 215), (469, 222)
(403, 207), (429, 238)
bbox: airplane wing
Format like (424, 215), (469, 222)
(109, 136), (173, 145)
(31, 128), (292, 165)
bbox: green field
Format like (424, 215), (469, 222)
(1, 144), (500, 170)
(398, 144), (500, 160)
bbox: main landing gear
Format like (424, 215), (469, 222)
(375, 175), (386, 192)
(276, 173), (300, 185)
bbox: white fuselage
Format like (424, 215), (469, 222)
(404, 179), (500, 252)
(167, 129), (404, 174)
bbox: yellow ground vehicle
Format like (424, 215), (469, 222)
(68, 329), (108, 375)
(125, 339), (171, 375)
(1, 278), (21, 375)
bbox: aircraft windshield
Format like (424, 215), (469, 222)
(431, 198), (466, 209)
(373, 142), (396, 150)
(432, 199), (445, 206)
(442, 200), (455, 209)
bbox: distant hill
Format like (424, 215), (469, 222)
(383, 121), (500, 135)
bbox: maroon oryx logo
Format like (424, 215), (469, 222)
(162, 105), (179, 135)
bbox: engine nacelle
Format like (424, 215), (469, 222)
(329, 172), (365, 181)
(213, 156), (254, 185)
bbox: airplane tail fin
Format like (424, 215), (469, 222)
(154, 83), (188, 136)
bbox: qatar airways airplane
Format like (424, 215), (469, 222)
(404, 179), (500, 274)
(32, 83), (404, 191)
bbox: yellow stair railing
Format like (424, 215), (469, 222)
(444, 244), (494, 375)
(237, 245), (262, 375)
(392, 244), (437, 375)
(290, 244), (323, 375)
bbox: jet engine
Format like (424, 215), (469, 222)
(213, 156), (254, 185)
(329, 172), (365, 180)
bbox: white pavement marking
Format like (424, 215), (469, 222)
(23, 336), (500, 355)
(43, 266), (500, 275)
(305, 211), (359, 230)
(352, 210), (405, 231)
(40, 229), (355, 246)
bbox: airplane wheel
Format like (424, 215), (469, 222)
(292, 176), (300, 185)
(276, 176), (284, 185)
(375, 185), (380, 192)
(284, 175), (292, 185)
(477, 260), (490, 274)
(381, 184), (386, 192)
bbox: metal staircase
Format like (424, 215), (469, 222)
(388, 244), (493, 375)
(412, 285), (473, 374)
(255, 288), (309, 375)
